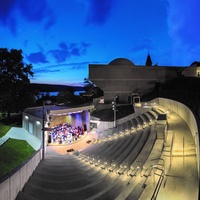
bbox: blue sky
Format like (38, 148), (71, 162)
(0, 0), (199, 86)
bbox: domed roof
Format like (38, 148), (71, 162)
(108, 58), (135, 66)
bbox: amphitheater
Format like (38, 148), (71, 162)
(0, 97), (199, 200)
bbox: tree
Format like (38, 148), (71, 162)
(190, 61), (200, 66)
(84, 77), (103, 97)
(0, 48), (34, 117)
(56, 90), (74, 106)
(66, 86), (74, 95)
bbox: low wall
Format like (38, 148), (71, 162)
(153, 98), (199, 180)
(96, 107), (149, 133)
(0, 149), (42, 200)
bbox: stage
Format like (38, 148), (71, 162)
(46, 129), (98, 155)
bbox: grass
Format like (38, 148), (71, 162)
(0, 125), (11, 137)
(0, 138), (35, 177)
(0, 114), (36, 178)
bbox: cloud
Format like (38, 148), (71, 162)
(33, 68), (60, 74)
(31, 62), (88, 77)
(0, 0), (17, 34)
(23, 40), (28, 48)
(26, 51), (48, 64)
(39, 60), (102, 72)
(18, 0), (55, 29)
(44, 17), (56, 30)
(85, 0), (115, 25)
(0, 0), (55, 35)
(131, 37), (154, 52)
(26, 41), (91, 64)
(49, 41), (91, 63)
(48, 49), (69, 63)
(67, 62), (90, 70)
(0, 0), (15, 23)
(166, 0), (200, 65)
(167, 0), (200, 44)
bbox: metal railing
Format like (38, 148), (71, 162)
(150, 158), (165, 200)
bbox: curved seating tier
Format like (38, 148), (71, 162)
(16, 109), (165, 200)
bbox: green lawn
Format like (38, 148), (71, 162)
(0, 115), (36, 178)
(0, 125), (11, 137)
(0, 139), (35, 177)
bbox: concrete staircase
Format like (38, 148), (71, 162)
(14, 108), (198, 200)
(16, 153), (114, 200)
(16, 113), (159, 200)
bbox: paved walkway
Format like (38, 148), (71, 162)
(140, 110), (199, 200)
(4, 127), (41, 150)
(159, 111), (198, 200)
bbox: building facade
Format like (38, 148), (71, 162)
(89, 57), (198, 104)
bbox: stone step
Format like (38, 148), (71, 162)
(92, 180), (125, 200)
(28, 175), (93, 190)
(39, 162), (87, 169)
(32, 170), (90, 181)
(35, 163), (90, 173)
(35, 162), (94, 174)
(22, 175), (114, 200)
(41, 158), (81, 164)
(32, 167), (103, 182)
(122, 127), (152, 169)
(126, 183), (145, 200)
(41, 156), (80, 163)
(28, 169), (106, 189)
(16, 191), (39, 200)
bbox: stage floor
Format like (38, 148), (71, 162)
(46, 129), (98, 155)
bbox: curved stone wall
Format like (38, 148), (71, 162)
(154, 97), (200, 180)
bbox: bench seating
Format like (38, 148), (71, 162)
(16, 111), (166, 200)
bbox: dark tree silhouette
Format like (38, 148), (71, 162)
(0, 48), (34, 117)
(190, 61), (200, 66)
(56, 90), (74, 106)
(84, 77), (103, 97)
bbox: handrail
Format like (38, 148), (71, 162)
(183, 136), (185, 164)
(151, 165), (165, 200)
(151, 158), (165, 168)
(151, 169), (164, 200)
(170, 132), (175, 166)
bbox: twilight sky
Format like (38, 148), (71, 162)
(0, 0), (199, 86)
